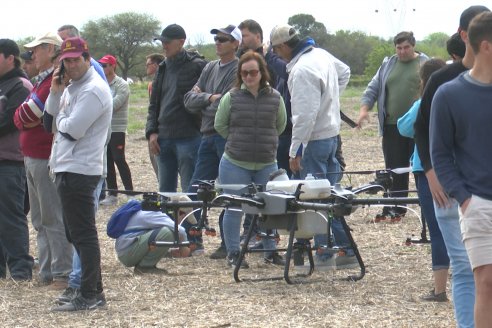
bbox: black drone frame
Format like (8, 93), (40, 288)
(212, 181), (420, 284)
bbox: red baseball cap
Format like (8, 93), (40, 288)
(59, 37), (89, 60)
(99, 54), (117, 66)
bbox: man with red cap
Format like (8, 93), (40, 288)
(44, 37), (112, 311)
(98, 54), (133, 206)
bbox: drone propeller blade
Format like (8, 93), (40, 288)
(158, 192), (197, 198)
(103, 189), (148, 196)
(214, 183), (249, 191)
(390, 167), (412, 174)
(335, 167), (412, 175)
(338, 170), (375, 175)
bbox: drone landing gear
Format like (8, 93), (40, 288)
(233, 214), (365, 284)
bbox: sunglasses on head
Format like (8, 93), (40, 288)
(214, 36), (233, 43)
(240, 69), (260, 78)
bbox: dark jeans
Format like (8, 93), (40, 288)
(0, 164), (33, 280)
(277, 134), (292, 177)
(382, 125), (414, 215)
(55, 172), (102, 299)
(107, 132), (133, 196)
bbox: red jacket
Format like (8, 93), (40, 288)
(14, 71), (54, 159)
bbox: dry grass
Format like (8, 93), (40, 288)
(0, 89), (455, 327)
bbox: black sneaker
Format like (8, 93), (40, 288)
(52, 293), (99, 311)
(56, 287), (79, 305)
(264, 252), (285, 266)
(226, 252), (249, 269)
(96, 292), (106, 307)
(420, 289), (447, 302)
(209, 246), (227, 259)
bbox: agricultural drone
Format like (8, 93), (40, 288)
(107, 167), (421, 284)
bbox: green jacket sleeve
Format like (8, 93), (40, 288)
(214, 91), (231, 138)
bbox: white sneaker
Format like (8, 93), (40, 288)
(99, 195), (117, 206)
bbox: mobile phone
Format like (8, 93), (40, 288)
(57, 62), (65, 85)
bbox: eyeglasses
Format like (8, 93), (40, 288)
(240, 69), (260, 78)
(214, 36), (233, 43)
(100, 63), (108, 68)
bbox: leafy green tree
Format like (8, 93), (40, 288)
(16, 37), (35, 50)
(417, 32), (449, 60)
(364, 41), (394, 77)
(328, 30), (383, 75)
(81, 12), (161, 79)
(288, 14), (329, 46)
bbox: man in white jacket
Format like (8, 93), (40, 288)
(270, 24), (356, 270)
(44, 37), (112, 311)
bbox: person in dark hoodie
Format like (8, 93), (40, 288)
(0, 39), (34, 281)
(146, 24), (207, 193)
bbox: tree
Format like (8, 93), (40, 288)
(417, 32), (449, 60)
(81, 12), (161, 79)
(364, 42), (394, 77)
(288, 14), (329, 46)
(327, 30), (383, 75)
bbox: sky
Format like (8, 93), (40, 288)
(2, 0), (486, 45)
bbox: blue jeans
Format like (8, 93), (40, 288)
(299, 137), (351, 255)
(188, 134), (226, 189)
(0, 164), (33, 280)
(415, 173), (449, 270)
(219, 157), (278, 256)
(187, 134), (226, 246)
(68, 177), (104, 290)
(157, 136), (201, 192)
(434, 200), (475, 328)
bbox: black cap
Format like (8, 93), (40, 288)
(459, 5), (490, 32)
(154, 24), (186, 42)
(20, 51), (33, 61)
(0, 39), (20, 58)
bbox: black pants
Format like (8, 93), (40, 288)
(107, 132), (133, 196)
(55, 172), (102, 298)
(382, 125), (414, 215)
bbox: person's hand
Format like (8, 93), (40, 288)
(460, 197), (471, 214)
(192, 85), (201, 93)
(425, 168), (450, 208)
(50, 66), (67, 93)
(149, 133), (160, 155)
(209, 94), (221, 103)
(289, 156), (302, 173)
(356, 106), (370, 129)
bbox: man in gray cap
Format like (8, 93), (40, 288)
(14, 32), (73, 290)
(0, 38), (34, 281)
(146, 24), (206, 193)
(184, 24), (241, 259)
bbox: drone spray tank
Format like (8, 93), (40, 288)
(266, 171), (331, 200)
(261, 171), (332, 238)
